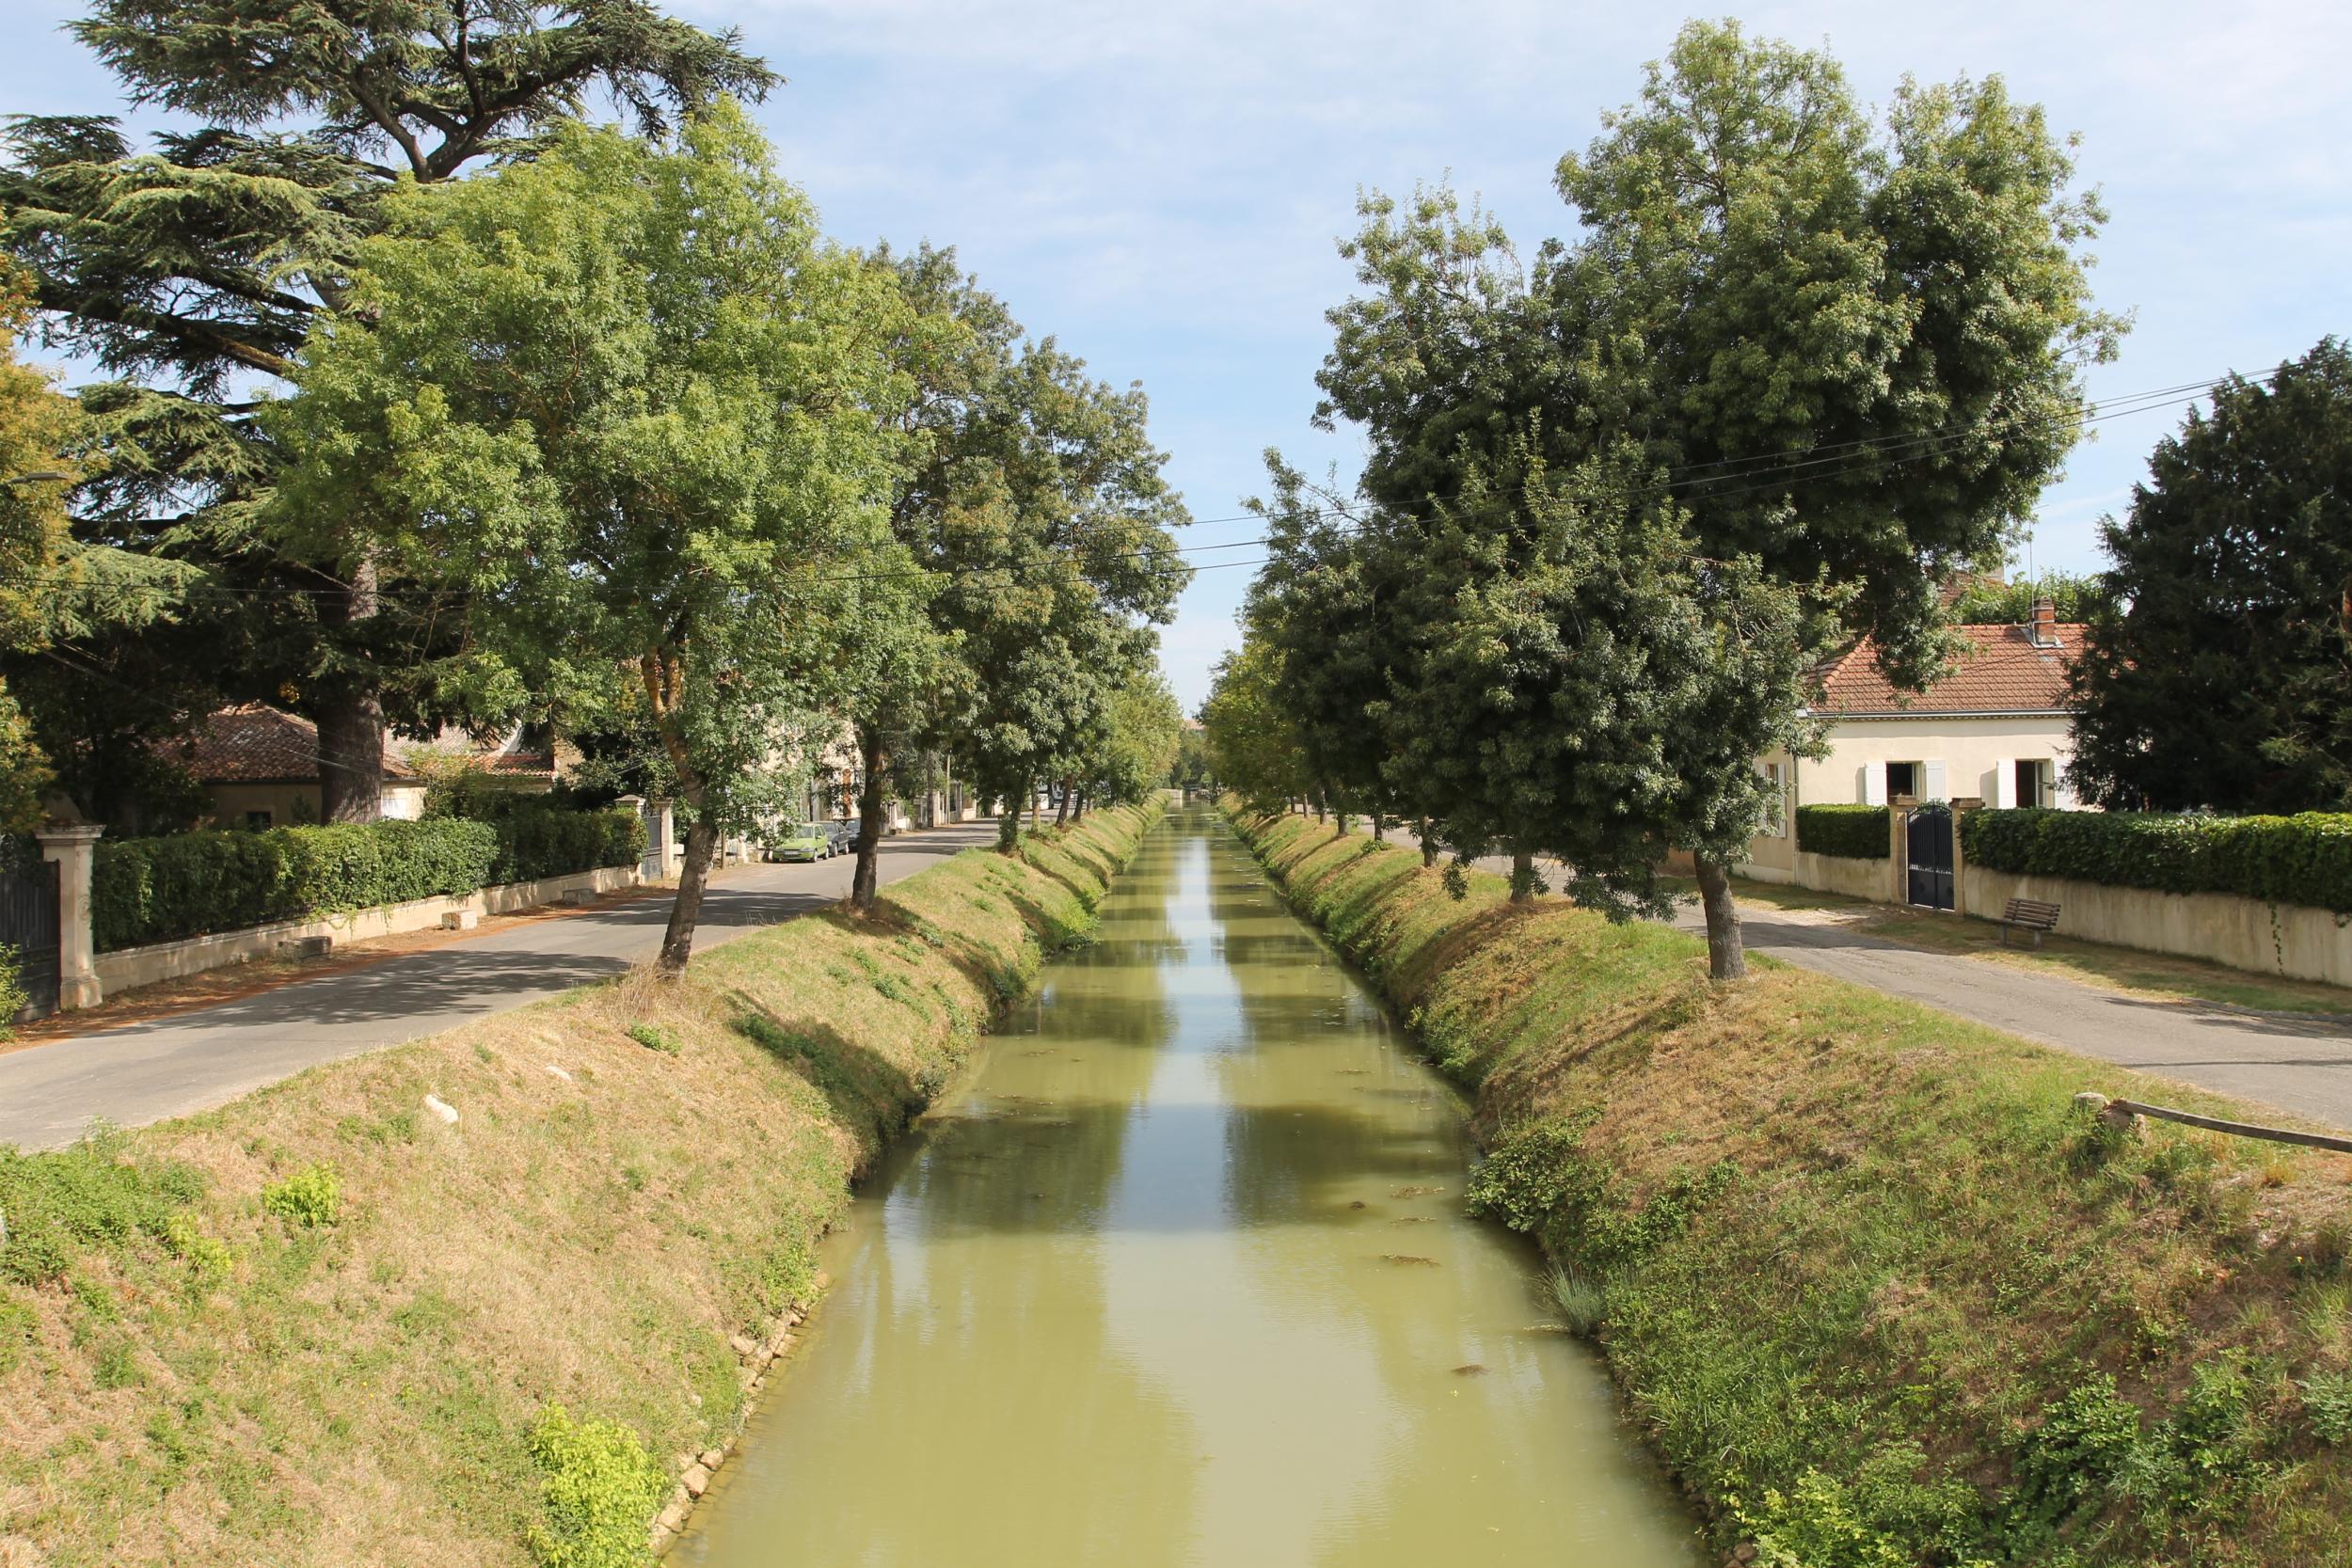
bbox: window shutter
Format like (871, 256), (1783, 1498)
(1994, 763), (2018, 809)
(1922, 759), (1948, 802)
(2052, 764), (2077, 811)
(1863, 762), (1886, 806)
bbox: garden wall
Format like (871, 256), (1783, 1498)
(1961, 863), (2352, 987)
(92, 863), (645, 995)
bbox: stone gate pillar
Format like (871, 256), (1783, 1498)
(37, 823), (104, 1011)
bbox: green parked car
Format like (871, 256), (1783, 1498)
(764, 827), (834, 863)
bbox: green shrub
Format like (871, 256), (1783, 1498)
(1797, 803), (1891, 860)
(163, 1214), (233, 1290)
(91, 818), (501, 951)
(1740, 1447), (1979, 1568)
(431, 793), (646, 884)
(524, 1404), (669, 1568)
(1962, 808), (2352, 911)
(260, 1163), (341, 1228)
(2301, 1370), (2352, 1443)
(1466, 1116), (1599, 1233)
(0, 1142), (200, 1285)
(626, 1022), (678, 1055)
(2011, 1373), (2143, 1526)
(0, 940), (25, 1038)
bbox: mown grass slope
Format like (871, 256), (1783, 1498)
(0, 803), (1158, 1568)
(1232, 804), (2352, 1568)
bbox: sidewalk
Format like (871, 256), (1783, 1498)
(0, 820), (1001, 1151)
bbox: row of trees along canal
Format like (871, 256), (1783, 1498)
(0, 0), (1192, 974)
(1203, 20), (2122, 982)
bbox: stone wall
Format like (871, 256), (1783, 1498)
(1961, 863), (2352, 988)
(93, 863), (644, 997)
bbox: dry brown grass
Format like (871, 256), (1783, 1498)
(0, 804), (1158, 1568)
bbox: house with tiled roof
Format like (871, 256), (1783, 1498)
(163, 704), (429, 828)
(1738, 596), (2091, 884)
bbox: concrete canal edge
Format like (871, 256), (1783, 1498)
(0, 802), (1164, 1568)
(1224, 800), (2352, 1568)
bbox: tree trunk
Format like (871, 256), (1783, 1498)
(1418, 817), (1438, 868)
(316, 559), (385, 823)
(1510, 848), (1538, 903)
(1028, 780), (1042, 836)
(1311, 794), (1326, 824)
(996, 802), (1021, 853)
(657, 816), (721, 976)
(1055, 777), (1072, 826)
(1693, 850), (1749, 981)
(1371, 814), (1385, 842)
(850, 724), (887, 914)
(1072, 790), (1088, 823)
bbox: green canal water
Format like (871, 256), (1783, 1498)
(675, 811), (1699, 1567)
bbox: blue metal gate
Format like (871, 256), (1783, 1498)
(1906, 803), (1954, 911)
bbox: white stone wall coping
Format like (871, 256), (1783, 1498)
(93, 863), (644, 998)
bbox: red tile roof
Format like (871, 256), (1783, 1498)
(165, 704), (418, 784)
(1817, 623), (2086, 717)
(481, 752), (557, 777)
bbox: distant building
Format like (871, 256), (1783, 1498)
(168, 704), (428, 829)
(1739, 595), (2090, 882)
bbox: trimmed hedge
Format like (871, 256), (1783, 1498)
(91, 806), (645, 952)
(475, 800), (646, 885)
(1962, 808), (2352, 912)
(1795, 803), (1889, 860)
(94, 820), (500, 952)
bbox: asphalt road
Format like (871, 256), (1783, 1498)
(1383, 823), (2352, 1132)
(0, 818), (1003, 1151)
(1672, 900), (2352, 1132)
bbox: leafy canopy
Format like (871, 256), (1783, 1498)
(267, 106), (908, 959)
(2069, 339), (2352, 813)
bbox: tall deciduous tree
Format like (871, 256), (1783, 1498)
(1200, 639), (1309, 815)
(267, 109), (904, 974)
(2069, 341), (2352, 814)
(833, 244), (1013, 913)
(1247, 454), (1424, 843)
(3, 0), (773, 822)
(929, 341), (1190, 851)
(1319, 20), (2121, 976)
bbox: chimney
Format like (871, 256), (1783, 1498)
(2028, 595), (2058, 648)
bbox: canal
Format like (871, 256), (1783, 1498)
(675, 810), (1698, 1566)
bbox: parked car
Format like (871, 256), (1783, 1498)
(764, 827), (834, 863)
(826, 820), (859, 854)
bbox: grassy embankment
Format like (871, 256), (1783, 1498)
(1231, 803), (2352, 1568)
(0, 802), (1159, 1568)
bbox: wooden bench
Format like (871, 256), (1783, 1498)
(1996, 896), (2061, 947)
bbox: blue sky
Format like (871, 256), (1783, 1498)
(8, 1), (2349, 711)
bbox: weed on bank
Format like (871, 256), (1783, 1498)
(1233, 803), (2352, 1568)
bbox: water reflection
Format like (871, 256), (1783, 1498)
(677, 813), (1698, 1568)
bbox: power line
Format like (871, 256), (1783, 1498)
(0, 364), (2276, 599)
